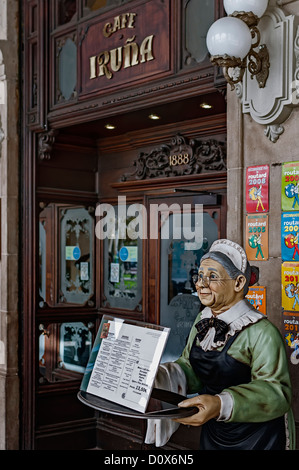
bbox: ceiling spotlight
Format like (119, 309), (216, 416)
(200, 103), (213, 109)
(148, 113), (161, 120)
(105, 124), (116, 130)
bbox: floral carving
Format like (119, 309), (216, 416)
(121, 134), (226, 181)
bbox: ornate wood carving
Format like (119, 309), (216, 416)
(38, 129), (59, 160)
(121, 134), (226, 181)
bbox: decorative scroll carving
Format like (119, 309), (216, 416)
(264, 124), (284, 143)
(121, 134), (226, 181)
(38, 129), (59, 160)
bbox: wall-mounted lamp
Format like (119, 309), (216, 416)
(206, 0), (270, 90)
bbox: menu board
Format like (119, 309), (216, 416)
(80, 316), (170, 413)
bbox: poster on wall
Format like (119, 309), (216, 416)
(281, 212), (299, 261)
(281, 262), (299, 312)
(245, 214), (269, 261)
(246, 165), (269, 213)
(282, 311), (299, 366)
(281, 161), (299, 211)
(245, 286), (266, 314)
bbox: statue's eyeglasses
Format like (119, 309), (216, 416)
(192, 273), (234, 287)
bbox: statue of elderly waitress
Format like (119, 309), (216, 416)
(145, 239), (295, 450)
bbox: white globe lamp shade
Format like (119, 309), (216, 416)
(206, 16), (252, 60)
(223, 0), (268, 18)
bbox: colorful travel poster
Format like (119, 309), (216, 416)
(245, 214), (268, 261)
(246, 286), (266, 315)
(281, 212), (299, 261)
(282, 312), (299, 366)
(282, 161), (299, 211)
(281, 262), (299, 312)
(246, 165), (269, 213)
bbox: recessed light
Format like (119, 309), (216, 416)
(148, 113), (161, 120)
(200, 103), (213, 109)
(105, 124), (116, 130)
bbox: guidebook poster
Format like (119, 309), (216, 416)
(246, 165), (269, 213)
(281, 212), (299, 261)
(281, 262), (299, 312)
(246, 286), (266, 315)
(282, 311), (299, 367)
(282, 161), (299, 211)
(245, 214), (269, 261)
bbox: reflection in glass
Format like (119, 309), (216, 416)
(185, 0), (215, 64)
(60, 207), (94, 305)
(103, 204), (142, 311)
(83, 0), (130, 16)
(160, 212), (218, 362)
(58, 0), (77, 25)
(39, 322), (93, 383)
(58, 37), (77, 101)
(60, 323), (92, 372)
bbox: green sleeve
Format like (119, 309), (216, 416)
(175, 312), (203, 394)
(225, 319), (293, 423)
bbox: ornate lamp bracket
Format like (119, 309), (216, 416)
(239, 6), (299, 143)
(232, 10), (270, 90)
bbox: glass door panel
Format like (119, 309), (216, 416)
(39, 321), (93, 383)
(60, 206), (94, 305)
(102, 202), (143, 311)
(38, 204), (95, 307)
(160, 210), (220, 362)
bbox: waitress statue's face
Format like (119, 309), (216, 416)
(195, 258), (246, 315)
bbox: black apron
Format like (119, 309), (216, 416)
(189, 331), (286, 450)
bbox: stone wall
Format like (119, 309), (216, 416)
(0, 0), (19, 450)
(227, 91), (299, 328)
(226, 1), (299, 449)
(227, 0), (299, 329)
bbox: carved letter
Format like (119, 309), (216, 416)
(120, 13), (129, 29)
(89, 56), (97, 79)
(103, 22), (113, 38)
(110, 47), (123, 72)
(97, 51), (112, 79)
(123, 36), (139, 68)
(127, 13), (137, 29)
(139, 35), (154, 63)
(113, 15), (121, 33)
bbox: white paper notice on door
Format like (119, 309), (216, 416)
(81, 316), (170, 413)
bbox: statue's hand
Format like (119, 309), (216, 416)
(173, 394), (221, 427)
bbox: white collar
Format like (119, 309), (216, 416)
(198, 299), (265, 351)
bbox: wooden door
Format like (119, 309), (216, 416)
(143, 190), (227, 450)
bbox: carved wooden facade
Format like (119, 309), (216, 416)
(21, 0), (227, 450)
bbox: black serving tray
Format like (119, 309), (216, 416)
(77, 388), (197, 419)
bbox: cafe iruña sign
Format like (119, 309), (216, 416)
(79, 0), (171, 97)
